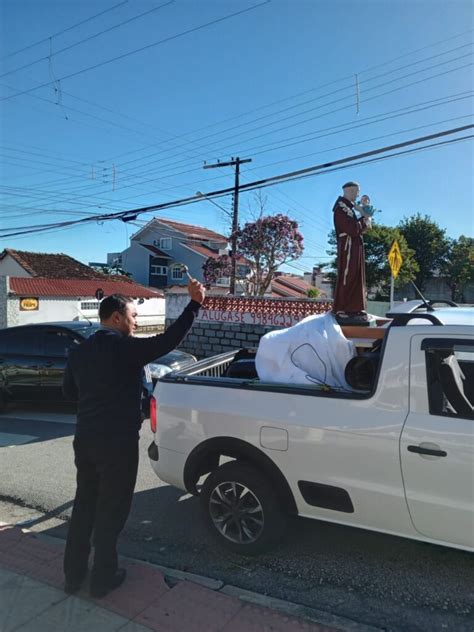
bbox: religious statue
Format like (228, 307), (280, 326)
(332, 181), (372, 325)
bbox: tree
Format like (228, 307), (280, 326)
(235, 214), (304, 296)
(202, 255), (233, 288)
(90, 263), (131, 277)
(397, 213), (450, 291)
(321, 223), (418, 299)
(364, 224), (418, 298)
(444, 235), (474, 301)
(306, 287), (321, 298)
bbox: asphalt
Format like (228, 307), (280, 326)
(1, 405), (473, 632)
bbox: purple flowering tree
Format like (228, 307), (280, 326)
(235, 214), (304, 296)
(202, 254), (233, 288)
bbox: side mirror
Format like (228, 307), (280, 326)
(138, 297), (145, 305)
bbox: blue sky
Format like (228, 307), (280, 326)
(0, 0), (472, 273)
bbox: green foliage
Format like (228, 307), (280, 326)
(364, 224), (418, 296)
(397, 213), (450, 291)
(306, 287), (320, 298)
(444, 235), (474, 301)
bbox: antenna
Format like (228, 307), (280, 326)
(410, 281), (434, 311)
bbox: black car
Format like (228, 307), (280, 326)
(0, 322), (196, 411)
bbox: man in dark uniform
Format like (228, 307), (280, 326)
(332, 181), (371, 322)
(62, 279), (205, 598)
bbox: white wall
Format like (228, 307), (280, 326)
(16, 298), (90, 325)
(1, 289), (165, 329)
(0, 256), (30, 277)
(166, 293), (190, 320)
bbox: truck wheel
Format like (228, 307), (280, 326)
(200, 461), (287, 555)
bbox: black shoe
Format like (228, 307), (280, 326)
(64, 574), (86, 595)
(90, 568), (127, 598)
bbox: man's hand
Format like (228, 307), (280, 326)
(188, 278), (206, 305)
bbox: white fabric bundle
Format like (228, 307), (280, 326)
(255, 311), (356, 389)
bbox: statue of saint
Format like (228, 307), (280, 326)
(332, 181), (371, 324)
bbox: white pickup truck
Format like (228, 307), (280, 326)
(148, 301), (473, 555)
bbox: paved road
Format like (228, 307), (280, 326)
(0, 405), (473, 632)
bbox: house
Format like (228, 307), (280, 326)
(108, 218), (251, 291)
(303, 266), (333, 299)
(0, 249), (164, 329)
(0, 249), (108, 280)
(271, 274), (321, 298)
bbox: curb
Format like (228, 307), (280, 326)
(32, 529), (382, 632)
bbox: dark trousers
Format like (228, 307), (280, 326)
(64, 434), (139, 586)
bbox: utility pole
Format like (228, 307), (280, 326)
(203, 156), (252, 294)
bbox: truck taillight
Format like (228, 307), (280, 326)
(150, 396), (157, 433)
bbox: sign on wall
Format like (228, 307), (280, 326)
(19, 297), (39, 311)
(198, 308), (301, 328)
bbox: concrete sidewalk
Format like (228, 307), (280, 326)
(0, 523), (347, 632)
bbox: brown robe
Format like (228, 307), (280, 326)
(332, 196), (368, 314)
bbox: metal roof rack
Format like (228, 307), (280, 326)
(387, 312), (444, 326)
(386, 300), (453, 326)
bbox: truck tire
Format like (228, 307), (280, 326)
(200, 460), (287, 555)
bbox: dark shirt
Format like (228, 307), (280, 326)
(63, 300), (200, 437)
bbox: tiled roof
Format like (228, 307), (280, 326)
(271, 275), (313, 298)
(181, 242), (220, 259)
(140, 244), (172, 258)
(0, 248), (109, 279)
(9, 277), (163, 299)
(181, 242), (250, 265)
(157, 219), (227, 242)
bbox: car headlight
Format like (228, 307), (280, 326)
(148, 364), (172, 379)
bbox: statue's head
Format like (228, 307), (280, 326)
(342, 181), (360, 202)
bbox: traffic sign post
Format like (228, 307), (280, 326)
(388, 241), (403, 309)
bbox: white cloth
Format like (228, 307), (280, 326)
(255, 311), (356, 389)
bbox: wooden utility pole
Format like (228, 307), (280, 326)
(203, 156), (252, 294)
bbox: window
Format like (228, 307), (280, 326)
(159, 238), (172, 250)
(151, 265), (168, 276)
(1, 329), (42, 356)
(80, 301), (99, 311)
(424, 338), (474, 420)
(216, 276), (230, 286)
(171, 266), (184, 281)
(42, 330), (79, 358)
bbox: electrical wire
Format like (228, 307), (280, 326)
(1, 126), (471, 238)
(0, 1), (174, 80)
(0, 1), (270, 103)
(0, 0), (129, 61)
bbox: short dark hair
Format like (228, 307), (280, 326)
(99, 294), (132, 321)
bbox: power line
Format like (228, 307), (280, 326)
(0, 1), (270, 103)
(2, 45), (470, 202)
(107, 43), (473, 175)
(0, 0), (129, 61)
(5, 110), (469, 228)
(0, 1), (174, 80)
(123, 55), (473, 176)
(97, 28), (474, 164)
(1, 126), (471, 238)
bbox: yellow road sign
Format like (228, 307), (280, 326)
(388, 240), (403, 279)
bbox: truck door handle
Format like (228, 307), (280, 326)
(407, 445), (447, 457)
